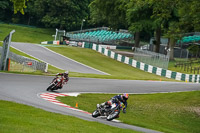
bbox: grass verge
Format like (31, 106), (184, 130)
(168, 58), (200, 74)
(58, 91), (200, 133)
(1, 40), (177, 81)
(0, 100), (136, 133)
(0, 42), (65, 75)
(0, 23), (198, 77)
(0, 23), (54, 43)
(47, 46), (176, 81)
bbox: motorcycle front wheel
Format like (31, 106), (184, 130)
(106, 110), (120, 121)
(46, 84), (55, 91)
(92, 110), (100, 118)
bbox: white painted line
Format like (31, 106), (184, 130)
(11, 44), (110, 75)
(41, 46), (110, 75)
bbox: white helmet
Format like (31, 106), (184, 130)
(64, 71), (69, 75)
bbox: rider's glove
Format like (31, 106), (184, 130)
(123, 108), (126, 113)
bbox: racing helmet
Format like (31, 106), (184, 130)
(122, 93), (129, 100)
(64, 71), (69, 75)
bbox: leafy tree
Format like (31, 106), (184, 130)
(187, 44), (200, 58)
(146, 0), (181, 60)
(89, 0), (108, 27)
(178, 0), (200, 32)
(33, 0), (90, 30)
(89, 0), (128, 30)
(10, 0), (28, 14)
(165, 21), (182, 60)
(0, 0), (13, 22)
(126, 0), (153, 47)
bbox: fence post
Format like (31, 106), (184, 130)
(0, 30), (15, 71)
(45, 63), (48, 72)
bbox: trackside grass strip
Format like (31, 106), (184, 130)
(0, 23), (198, 77)
(0, 42), (65, 75)
(46, 46), (176, 81)
(58, 91), (200, 133)
(0, 100), (137, 133)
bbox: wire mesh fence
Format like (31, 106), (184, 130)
(0, 47), (48, 72)
(133, 48), (170, 69)
(9, 61), (35, 72)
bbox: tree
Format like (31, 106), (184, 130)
(165, 21), (182, 60)
(146, 0), (180, 58)
(89, 0), (128, 30)
(187, 44), (200, 58)
(0, 0), (13, 22)
(178, 0), (200, 32)
(10, 0), (28, 14)
(33, 0), (90, 30)
(126, 0), (153, 47)
(89, 0), (108, 27)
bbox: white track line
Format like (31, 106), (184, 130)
(11, 44), (109, 75)
(41, 46), (110, 75)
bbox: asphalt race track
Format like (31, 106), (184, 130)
(1, 73), (200, 132)
(1, 42), (200, 132)
(11, 42), (108, 75)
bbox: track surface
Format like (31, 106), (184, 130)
(11, 42), (107, 75)
(2, 42), (200, 132)
(1, 73), (200, 132)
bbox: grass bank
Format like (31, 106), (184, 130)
(1, 40), (176, 81)
(47, 46), (176, 81)
(0, 100), (136, 133)
(168, 58), (200, 74)
(0, 42), (65, 75)
(0, 23), (54, 43)
(0, 23), (198, 76)
(58, 91), (200, 133)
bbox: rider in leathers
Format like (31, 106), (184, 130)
(101, 93), (129, 113)
(54, 71), (69, 89)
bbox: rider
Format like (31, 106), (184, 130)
(55, 71), (69, 89)
(101, 93), (129, 113)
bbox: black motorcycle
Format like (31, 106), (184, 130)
(92, 101), (123, 121)
(46, 76), (65, 91)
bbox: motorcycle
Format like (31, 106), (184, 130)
(92, 100), (124, 121)
(46, 76), (65, 91)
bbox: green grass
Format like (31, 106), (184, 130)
(8, 46), (65, 75)
(0, 23), (54, 43)
(58, 91), (200, 133)
(3, 38), (176, 81)
(168, 58), (200, 74)
(1, 23), (199, 133)
(0, 42), (65, 75)
(0, 23), (191, 80)
(0, 100), (136, 133)
(47, 46), (176, 81)
(1, 23), (199, 76)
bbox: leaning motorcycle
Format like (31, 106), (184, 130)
(46, 76), (65, 91)
(92, 101), (124, 121)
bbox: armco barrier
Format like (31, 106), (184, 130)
(84, 43), (200, 83)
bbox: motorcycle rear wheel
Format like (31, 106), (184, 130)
(92, 110), (100, 118)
